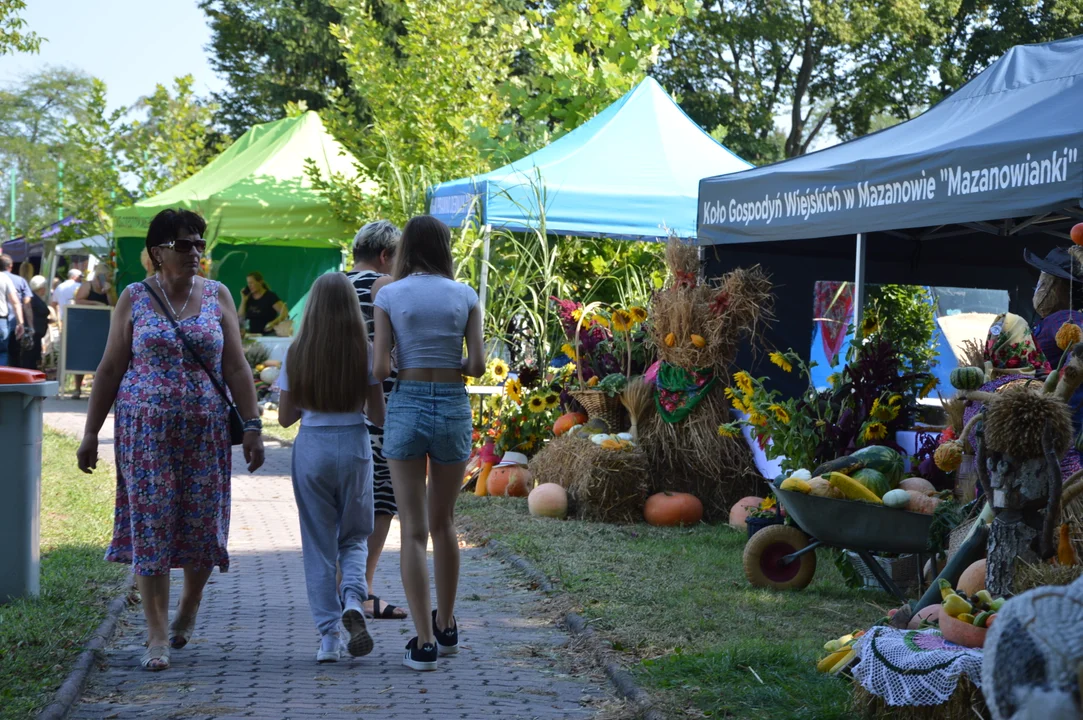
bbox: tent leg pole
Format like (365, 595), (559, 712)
(854, 233), (867, 327)
(478, 224), (492, 317)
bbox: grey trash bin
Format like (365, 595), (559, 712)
(0, 375), (59, 603)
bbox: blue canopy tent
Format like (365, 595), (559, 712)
(431, 77), (750, 240)
(430, 77), (750, 311)
(695, 36), (1083, 398)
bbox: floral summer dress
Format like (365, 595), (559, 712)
(106, 280), (232, 575)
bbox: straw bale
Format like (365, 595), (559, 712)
(851, 676), (988, 719)
(1013, 560), (1083, 593)
(638, 386), (760, 521)
(529, 435), (650, 523)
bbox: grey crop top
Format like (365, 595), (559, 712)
(373, 274), (478, 369)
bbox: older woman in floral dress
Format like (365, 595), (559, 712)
(77, 209), (264, 671)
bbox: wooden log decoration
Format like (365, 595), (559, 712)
(976, 414), (1064, 597)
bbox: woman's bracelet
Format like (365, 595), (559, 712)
(243, 417), (263, 434)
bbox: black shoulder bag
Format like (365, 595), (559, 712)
(142, 281), (245, 445)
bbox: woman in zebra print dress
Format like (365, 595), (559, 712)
(346, 220), (408, 620)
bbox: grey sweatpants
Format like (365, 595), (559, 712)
(290, 424), (375, 636)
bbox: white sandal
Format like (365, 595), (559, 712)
(141, 644), (171, 671)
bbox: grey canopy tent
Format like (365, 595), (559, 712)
(696, 35), (1083, 397)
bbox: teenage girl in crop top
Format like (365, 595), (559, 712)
(371, 215), (485, 671)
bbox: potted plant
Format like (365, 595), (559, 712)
(745, 495), (784, 539)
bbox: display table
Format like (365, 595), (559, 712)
(852, 626), (983, 707)
(247, 335), (292, 364)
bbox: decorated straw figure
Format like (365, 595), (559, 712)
(963, 341), (1083, 596)
(639, 237), (774, 519)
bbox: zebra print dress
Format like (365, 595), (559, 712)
(347, 269), (397, 516)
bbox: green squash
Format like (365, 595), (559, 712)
(852, 468), (891, 498)
(850, 445), (905, 487)
(950, 366), (984, 391)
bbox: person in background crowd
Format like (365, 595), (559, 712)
(53, 268), (83, 316)
(238, 271), (289, 335)
(0, 267), (25, 366)
(18, 260), (34, 284)
(24, 275), (54, 370)
(77, 208), (264, 672)
(140, 247), (156, 279)
(345, 220), (408, 621)
(371, 215), (485, 671)
(69, 264), (118, 398)
(277, 273), (386, 663)
(1, 255), (32, 366)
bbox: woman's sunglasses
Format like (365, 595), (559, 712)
(161, 238), (207, 254)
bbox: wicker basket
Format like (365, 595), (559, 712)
(845, 551), (921, 595)
(569, 390), (625, 432)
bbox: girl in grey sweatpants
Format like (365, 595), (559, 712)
(276, 272), (386, 663)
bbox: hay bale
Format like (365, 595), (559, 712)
(639, 386), (760, 521)
(1013, 560), (1083, 593)
(529, 436), (650, 523)
(851, 676), (989, 719)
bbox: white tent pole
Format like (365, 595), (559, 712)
(853, 233), (867, 327)
(478, 223), (492, 316)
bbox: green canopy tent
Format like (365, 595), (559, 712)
(113, 111), (373, 318)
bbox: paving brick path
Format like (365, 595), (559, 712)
(44, 400), (612, 719)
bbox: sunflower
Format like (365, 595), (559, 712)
(863, 422), (888, 442)
(544, 392), (560, 409)
(717, 424), (740, 438)
(860, 313), (880, 337)
(748, 412), (768, 427)
(571, 308), (583, 322)
(769, 352), (793, 373)
(611, 309), (632, 332)
(760, 496), (777, 511)
(587, 376), (599, 387)
(504, 378), (522, 403)
(629, 306), (647, 323)
(527, 395), (547, 413)
(593, 315), (610, 329)
(768, 404), (790, 424)
(489, 358), (509, 381)
(734, 371), (755, 398)
(871, 397), (898, 422)
(561, 343), (577, 360)
(827, 373), (841, 388)
(888, 394), (903, 406)
(723, 386), (748, 413)
(918, 376), (938, 399)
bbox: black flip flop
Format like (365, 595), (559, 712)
(367, 594), (407, 620)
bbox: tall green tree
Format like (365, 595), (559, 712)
(655, 0), (1083, 164)
(0, 68), (94, 239)
(199, 0), (363, 139)
(119, 75), (229, 197)
(0, 0), (41, 56)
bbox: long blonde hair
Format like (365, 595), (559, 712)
(285, 273), (369, 413)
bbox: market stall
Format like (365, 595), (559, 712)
(697, 35), (1083, 400)
(112, 111), (374, 318)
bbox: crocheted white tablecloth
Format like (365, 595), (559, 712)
(852, 626), (984, 707)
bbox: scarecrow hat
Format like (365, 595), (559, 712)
(1023, 246), (1083, 284)
(495, 451), (529, 468)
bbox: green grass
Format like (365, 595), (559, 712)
(261, 409), (298, 445)
(0, 430), (129, 720)
(456, 495), (890, 719)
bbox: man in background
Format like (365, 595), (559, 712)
(0, 269), (25, 366)
(52, 268), (82, 319)
(0, 255), (31, 366)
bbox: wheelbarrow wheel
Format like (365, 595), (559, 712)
(743, 525), (817, 590)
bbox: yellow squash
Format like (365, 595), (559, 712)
(826, 472), (883, 504)
(780, 477), (812, 493)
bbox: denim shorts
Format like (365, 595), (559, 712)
(383, 380), (472, 465)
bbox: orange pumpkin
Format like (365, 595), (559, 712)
(488, 465), (532, 497)
(728, 496), (765, 531)
(1071, 222), (1083, 246)
(957, 558), (986, 596)
(553, 412), (587, 436)
(644, 491), (704, 527)
(528, 483), (568, 518)
(506, 467), (533, 497)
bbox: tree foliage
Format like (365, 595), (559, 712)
(0, 0), (41, 56)
(199, 0), (363, 139)
(655, 0), (1083, 164)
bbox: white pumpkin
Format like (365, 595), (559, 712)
(259, 366), (280, 385)
(882, 488), (910, 509)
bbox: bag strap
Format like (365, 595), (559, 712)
(141, 280), (235, 409)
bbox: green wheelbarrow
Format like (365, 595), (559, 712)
(742, 480), (935, 601)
